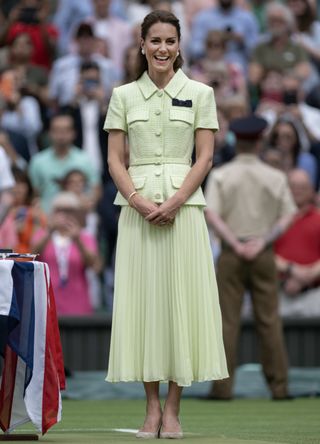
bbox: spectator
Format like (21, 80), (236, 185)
(183, 0), (215, 27)
(0, 128), (28, 169)
(57, 169), (98, 237)
(268, 116), (318, 187)
(0, 0), (58, 70)
(249, 2), (311, 90)
(194, 61), (236, 105)
(48, 22), (119, 107)
(63, 60), (108, 178)
(10, 166), (46, 253)
(57, 170), (102, 309)
(222, 93), (249, 120)
(246, 0), (270, 33)
(31, 191), (99, 316)
(0, 67), (42, 155)
(190, 30), (246, 97)
(288, 0), (320, 73)
(254, 69), (284, 113)
(0, 145), (16, 248)
(257, 71), (320, 143)
(53, 0), (128, 55)
(189, 0), (259, 70)
(274, 169), (320, 317)
(89, 0), (133, 73)
(261, 146), (285, 170)
(28, 112), (101, 213)
(0, 33), (48, 108)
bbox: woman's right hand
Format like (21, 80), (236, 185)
(130, 193), (159, 219)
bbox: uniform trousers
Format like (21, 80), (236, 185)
(210, 247), (289, 399)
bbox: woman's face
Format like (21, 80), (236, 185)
(273, 122), (297, 152)
(13, 181), (29, 206)
(53, 207), (77, 231)
(11, 34), (33, 60)
(205, 36), (225, 60)
(64, 172), (87, 195)
(141, 22), (179, 77)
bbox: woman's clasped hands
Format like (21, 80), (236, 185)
(130, 193), (180, 227)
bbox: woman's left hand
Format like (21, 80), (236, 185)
(145, 196), (181, 226)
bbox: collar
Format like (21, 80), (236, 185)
(137, 69), (188, 100)
(235, 153), (260, 163)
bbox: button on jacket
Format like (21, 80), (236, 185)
(103, 69), (218, 206)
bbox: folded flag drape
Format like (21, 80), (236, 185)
(0, 260), (65, 434)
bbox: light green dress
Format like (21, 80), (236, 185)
(103, 69), (228, 387)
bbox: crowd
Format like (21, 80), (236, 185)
(0, 0), (320, 318)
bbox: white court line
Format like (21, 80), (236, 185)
(18, 428), (198, 435)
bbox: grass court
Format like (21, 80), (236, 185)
(14, 398), (320, 444)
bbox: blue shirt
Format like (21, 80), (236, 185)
(189, 6), (259, 70)
(49, 54), (120, 106)
(298, 152), (318, 188)
(53, 0), (128, 55)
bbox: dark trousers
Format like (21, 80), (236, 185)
(210, 247), (289, 399)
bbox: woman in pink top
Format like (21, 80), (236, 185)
(31, 192), (100, 316)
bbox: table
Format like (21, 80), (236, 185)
(0, 260), (65, 438)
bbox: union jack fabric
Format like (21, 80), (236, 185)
(0, 260), (65, 434)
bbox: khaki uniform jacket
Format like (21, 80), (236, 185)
(103, 69), (218, 206)
(205, 154), (297, 238)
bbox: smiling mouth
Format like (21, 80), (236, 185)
(154, 55), (170, 61)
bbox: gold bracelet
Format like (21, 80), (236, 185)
(127, 190), (138, 206)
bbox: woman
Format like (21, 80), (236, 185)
(104, 10), (228, 439)
(288, 0), (320, 71)
(31, 192), (99, 316)
(190, 30), (246, 99)
(269, 116), (318, 187)
(10, 167), (47, 253)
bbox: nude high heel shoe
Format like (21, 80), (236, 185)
(136, 424), (161, 439)
(159, 420), (183, 439)
(159, 429), (183, 439)
(136, 430), (160, 439)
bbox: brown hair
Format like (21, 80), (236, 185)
(135, 10), (183, 80)
(292, 0), (316, 32)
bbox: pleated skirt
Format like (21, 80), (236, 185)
(106, 205), (228, 387)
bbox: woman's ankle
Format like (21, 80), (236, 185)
(146, 401), (162, 416)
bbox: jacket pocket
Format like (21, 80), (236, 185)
(127, 109), (149, 125)
(169, 175), (206, 206)
(169, 108), (194, 125)
(131, 176), (146, 190)
(170, 175), (185, 189)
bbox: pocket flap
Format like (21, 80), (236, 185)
(131, 176), (146, 190)
(169, 108), (194, 125)
(170, 175), (185, 189)
(127, 109), (149, 124)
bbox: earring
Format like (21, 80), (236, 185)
(141, 48), (145, 55)
(177, 51), (180, 57)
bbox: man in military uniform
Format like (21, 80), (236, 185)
(205, 115), (297, 400)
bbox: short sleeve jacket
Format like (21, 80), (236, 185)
(104, 69), (219, 206)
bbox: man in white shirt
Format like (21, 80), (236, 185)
(49, 22), (120, 107)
